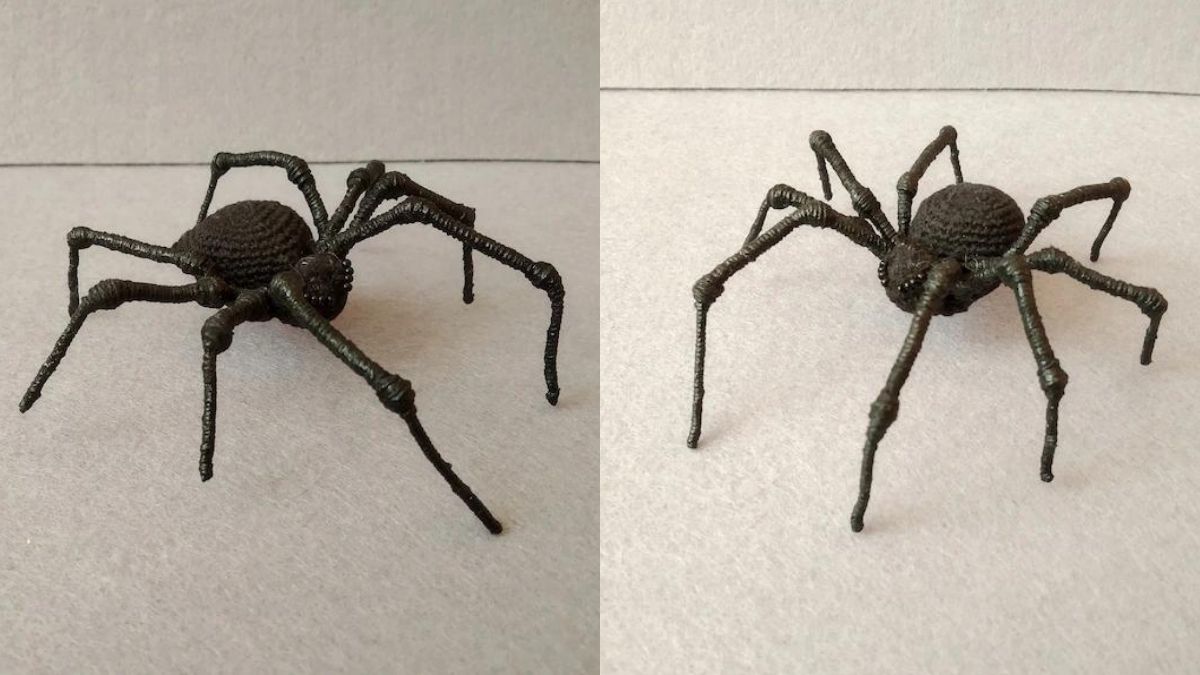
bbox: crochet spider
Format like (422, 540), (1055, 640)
(687, 126), (1167, 533)
(19, 151), (566, 534)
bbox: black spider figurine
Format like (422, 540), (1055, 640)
(20, 151), (566, 534)
(687, 126), (1167, 533)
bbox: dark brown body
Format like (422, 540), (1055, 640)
(882, 183), (1022, 315)
(174, 200), (314, 289)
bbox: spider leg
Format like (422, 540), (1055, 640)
(199, 290), (272, 481)
(993, 254), (1070, 483)
(1026, 247), (1167, 365)
(1007, 178), (1130, 261)
(326, 160), (387, 236)
(268, 271), (502, 534)
(20, 277), (235, 413)
(850, 260), (960, 532)
(897, 125), (963, 235)
(197, 151), (329, 232)
(65, 227), (208, 315)
(344, 172), (479, 303)
(688, 191), (884, 449)
(808, 130), (895, 240)
(327, 199), (564, 405)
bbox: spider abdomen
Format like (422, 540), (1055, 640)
(909, 183), (1024, 259)
(174, 200), (314, 288)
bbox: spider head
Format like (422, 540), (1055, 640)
(880, 241), (936, 312)
(294, 252), (354, 319)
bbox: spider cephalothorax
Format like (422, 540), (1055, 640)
(688, 126), (1167, 533)
(21, 151), (566, 534)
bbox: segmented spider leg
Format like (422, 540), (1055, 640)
(66, 227), (207, 315)
(1007, 178), (1130, 261)
(345, 172), (479, 304)
(1026, 247), (1167, 365)
(20, 277), (234, 413)
(328, 198), (564, 405)
(199, 290), (271, 481)
(897, 125), (963, 236)
(995, 255), (1069, 483)
(198, 151), (329, 231)
(267, 271), (502, 534)
(689, 197), (884, 449)
(743, 184), (888, 252)
(851, 260), (960, 532)
(326, 161), (387, 236)
(808, 130), (895, 241)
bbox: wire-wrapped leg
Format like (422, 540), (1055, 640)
(20, 277), (234, 413)
(326, 160), (386, 236)
(66, 226), (207, 315)
(346, 172), (478, 304)
(1026, 247), (1167, 365)
(199, 290), (271, 481)
(896, 125), (963, 236)
(743, 184), (887, 254)
(809, 130), (895, 240)
(328, 198), (564, 404)
(851, 260), (960, 532)
(689, 195), (883, 448)
(1007, 178), (1131, 260)
(268, 271), (502, 534)
(197, 151), (329, 232)
(994, 255), (1069, 483)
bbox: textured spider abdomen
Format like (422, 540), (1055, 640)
(174, 200), (314, 288)
(909, 183), (1024, 259)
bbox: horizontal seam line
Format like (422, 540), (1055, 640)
(0, 157), (599, 168)
(600, 86), (1200, 97)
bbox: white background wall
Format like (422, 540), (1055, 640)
(601, 0), (1200, 93)
(0, 1), (598, 163)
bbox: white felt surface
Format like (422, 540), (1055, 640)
(600, 0), (1200, 94)
(600, 91), (1200, 673)
(0, 163), (598, 673)
(0, 1), (598, 163)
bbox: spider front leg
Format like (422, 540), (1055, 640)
(851, 260), (960, 532)
(345, 172), (479, 304)
(1007, 177), (1130, 261)
(1026, 247), (1167, 365)
(897, 125), (964, 235)
(809, 130), (895, 239)
(199, 290), (271, 480)
(688, 190), (885, 449)
(20, 277), (235, 413)
(993, 255), (1069, 483)
(328, 198), (564, 405)
(268, 271), (502, 534)
(65, 227), (207, 315)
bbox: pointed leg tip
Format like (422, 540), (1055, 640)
(1041, 472), (1054, 483)
(485, 520), (504, 535)
(545, 390), (559, 406)
(850, 517), (864, 533)
(462, 291), (475, 304)
(1089, 252), (1100, 263)
(1140, 353), (1153, 366)
(18, 391), (38, 413)
(200, 468), (213, 482)
(686, 435), (699, 449)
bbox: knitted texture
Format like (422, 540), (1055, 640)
(174, 200), (315, 288)
(909, 183), (1025, 259)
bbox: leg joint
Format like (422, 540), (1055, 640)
(1038, 361), (1069, 400)
(67, 226), (94, 249)
(374, 373), (416, 415)
(526, 261), (564, 298)
(195, 277), (235, 308)
(868, 392), (900, 437)
(201, 318), (233, 354)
